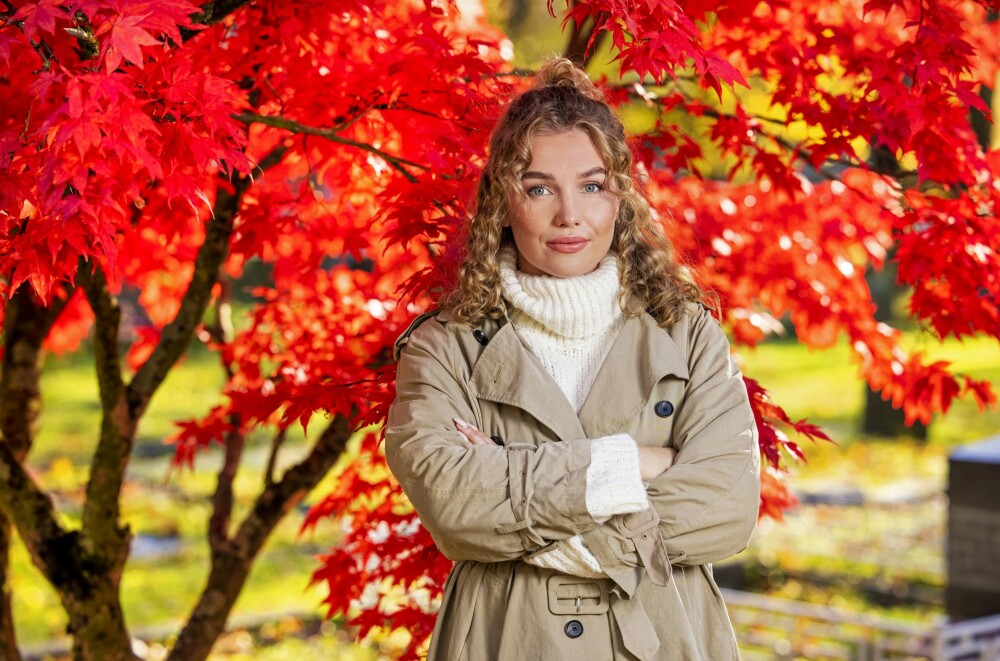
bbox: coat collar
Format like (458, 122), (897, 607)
(578, 312), (688, 437)
(470, 312), (690, 441)
(470, 321), (587, 443)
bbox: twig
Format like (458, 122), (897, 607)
(1, 0), (58, 70)
(264, 427), (287, 488)
(233, 112), (426, 183)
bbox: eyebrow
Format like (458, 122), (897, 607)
(520, 167), (607, 180)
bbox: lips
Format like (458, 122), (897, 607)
(546, 237), (590, 254)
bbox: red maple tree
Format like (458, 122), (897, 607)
(0, 0), (997, 659)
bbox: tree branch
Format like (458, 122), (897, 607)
(0, 515), (21, 661)
(78, 265), (135, 562)
(239, 412), (354, 558)
(169, 414), (354, 661)
(563, 9), (609, 68)
(0, 441), (80, 592)
(208, 424), (244, 549)
(253, 143), (291, 175)
(180, 0), (257, 42)
(234, 112), (426, 183)
(0, 286), (70, 456)
(206, 277), (242, 549)
(126, 183), (244, 417)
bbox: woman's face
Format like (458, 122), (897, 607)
(506, 129), (619, 278)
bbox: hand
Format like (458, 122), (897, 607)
(453, 418), (496, 446)
(637, 446), (677, 482)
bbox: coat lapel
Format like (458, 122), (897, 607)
(578, 314), (690, 439)
(470, 322), (587, 443)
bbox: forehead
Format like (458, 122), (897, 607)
(523, 129), (605, 174)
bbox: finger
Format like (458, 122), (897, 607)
(458, 428), (483, 445)
(464, 427), (494, 445)
(454, 418), (493, 445)
(456, 427), (481, 445)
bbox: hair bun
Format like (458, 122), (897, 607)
(534, 57), (604, 102)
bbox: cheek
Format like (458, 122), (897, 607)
(595, 199), (619, 233)
(509, 205), (546, 238)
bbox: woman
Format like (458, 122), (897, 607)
(385, 58), (760, 661)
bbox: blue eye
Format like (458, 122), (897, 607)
(583, 182), (603, 193)
(526, 186), (548, 196)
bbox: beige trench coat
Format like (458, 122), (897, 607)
(385, 303), (760, 661)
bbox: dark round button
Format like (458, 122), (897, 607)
(473, 330), (489, 346)
(564, 620), (584, 638)
(654, 400), (674, 417)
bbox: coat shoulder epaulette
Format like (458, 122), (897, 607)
(393, 309), (443, 361)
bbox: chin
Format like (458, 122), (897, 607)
(543, 257), (602, 278)
(517, 247), (608, 278)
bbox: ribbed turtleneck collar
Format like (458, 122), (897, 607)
(498, 244), (623, 340)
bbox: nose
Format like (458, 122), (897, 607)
(555, 192), (581, 226)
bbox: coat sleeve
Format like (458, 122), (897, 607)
(643, 306), (760, 567)
(583, 310), (759, 591)
(385, 320), (599, 564)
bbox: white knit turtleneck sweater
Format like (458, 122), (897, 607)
(499, 245), (626, 412)
(499, 246), (648, 578)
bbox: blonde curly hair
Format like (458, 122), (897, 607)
(440, 57), (706, 328)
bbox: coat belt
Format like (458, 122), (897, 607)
(606, 508), (672, 659)
(618, 507), (672, 587)
(610, 591), (661, 660)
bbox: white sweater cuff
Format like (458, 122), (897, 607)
(586, 433), (649, 523)
(525, 534), (607, 578)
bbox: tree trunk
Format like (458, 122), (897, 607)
(0, 286), (55, 661)
(861, 259), (928, 439)
(970, 81), (994, 150)
(563, 2), (608, 68)
(0, 515), (22, 661)
(970, 12), (997, 150)
(62, 577), (139, 661)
